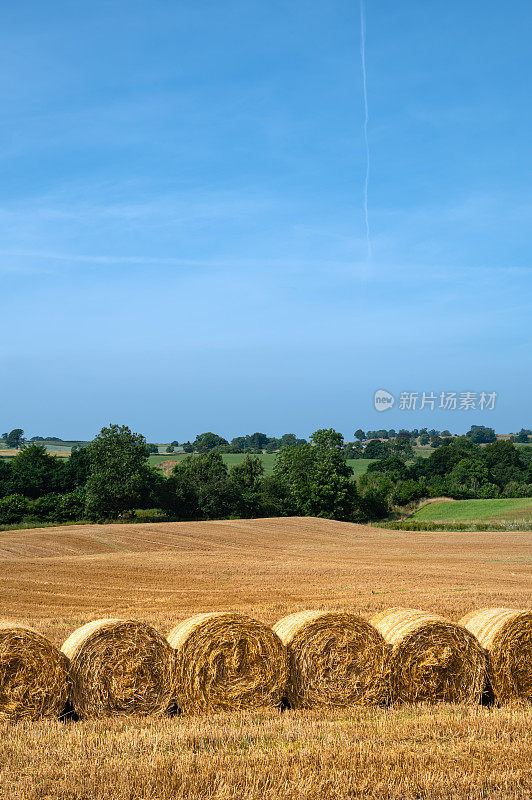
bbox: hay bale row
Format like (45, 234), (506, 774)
(0, 608), (529, 719)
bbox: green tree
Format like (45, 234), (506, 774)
(274, 437), (359, 521)
(59, 447), (91, 491)
(310, 428), (344, 451)
(279, 433), (297, 448)
(466, 425), (496, 444)
(448, 457), (490, 494)
(391, 437), (414, 461)
(367, 457), (409, 480)
(9, 444), (63, 498)
(356, 472), (394, 520)
(84, 425), (153, 519)
(164, 452), (233, 520)
(192, 432), (229, 453)
(247, 432), (269, 451)
(392, 479), (424, 506)
(0, 459), (11, 497)
(0, 494), (29, 523)
(364, 440), (390, 459)
(482, 440), (527, 487)
(227, 455), (269, 517)
(6, 429), (25, 449)
(343, 441), (365, 459)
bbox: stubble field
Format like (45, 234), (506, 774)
(0, 516), (530, 799)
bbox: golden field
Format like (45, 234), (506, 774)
(0, 516), (530, 799)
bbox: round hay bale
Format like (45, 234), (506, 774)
(0, 623), (69, 721)
(272, 610), (389, 708)
(371, 608), (486, 704)
(167, 612), (287, 712)
(61, 619), (174, 718)
(459, 608), (532, 702)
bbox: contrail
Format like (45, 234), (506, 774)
(360, 0), (371, 262)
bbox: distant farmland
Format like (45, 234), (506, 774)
(149, 452), (376, 478)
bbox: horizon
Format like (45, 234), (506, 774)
(2, 1), (531, 438)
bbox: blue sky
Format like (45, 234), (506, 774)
(1, 0), (531, 441)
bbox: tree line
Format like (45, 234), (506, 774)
(0, 424), (530, 526)
(4, 425), (530, 455)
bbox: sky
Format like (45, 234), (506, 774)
(1, 0), (531, 442)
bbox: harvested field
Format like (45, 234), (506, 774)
(0, 517), (530, 798)
(0, 516), (528, 641)
(1, 706), (530, 799)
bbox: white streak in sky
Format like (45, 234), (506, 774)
(360, 0), (371, 262)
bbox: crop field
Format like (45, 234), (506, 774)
(0, 516), (530, 799)
(0, 448), (70, 459)
(413, 498), (532, 523)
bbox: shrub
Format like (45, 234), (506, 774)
(26, 492), (85, 523)
(29, 494), (62, 521)
(58, 491), (85, 520)
(134, 508), (170, 522)
(0, 494), (30, 523)
(391, 479), (424, 506)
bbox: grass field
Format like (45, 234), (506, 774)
(0, 516), (530, 798)
(413, 497), (532, 522)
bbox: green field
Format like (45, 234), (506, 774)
(347, 458), (376, 478)
(412, 446), (434, 458)
(148, 452), (279, 474)
(412, 497), (532, 522)
(149, 452), (376, 479)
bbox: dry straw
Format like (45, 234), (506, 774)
(61, 619), (174, 718)
(459, 607), (532, 702)
(0, 622), (69, 721)
(167, 612), (287, 712)
(371, 608), (486, 704)
(273, 611), (389, 708)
